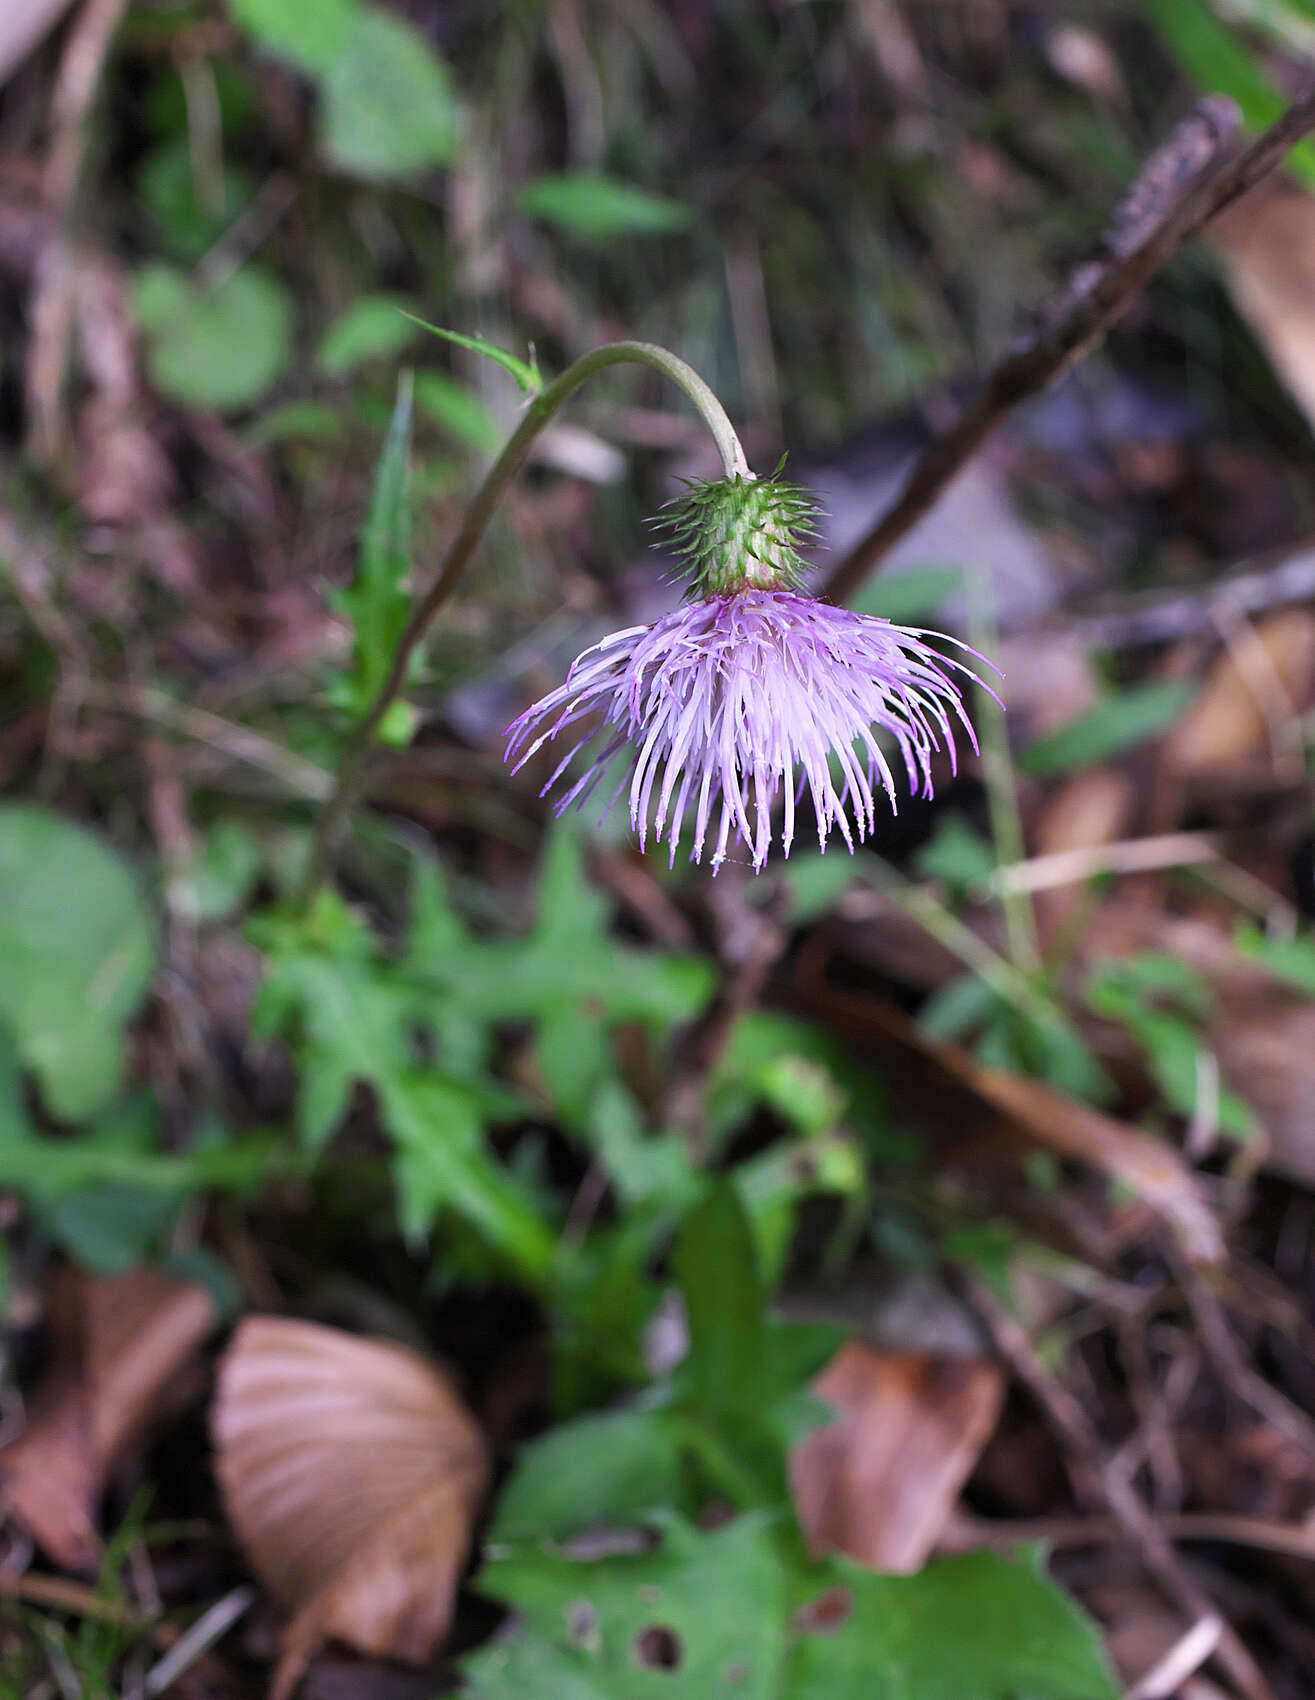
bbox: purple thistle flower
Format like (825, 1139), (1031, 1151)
(505, 587), (993, 873)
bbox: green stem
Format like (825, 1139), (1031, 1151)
(966, 567), (1040, 975)
(299, 341), (750, 907)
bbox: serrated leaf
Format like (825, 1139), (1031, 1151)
(0, 805), (156, 1121)
(469, 1513), (785, 1700)
(403, 314), (540, 394)
(383, 1074), (555, 1277)
(516, 173), (693, 243)
(318, 8), (459, 181)
(133, 263), (293, 412)
(465, 1514), (1117, 1700)
(250, 889), (552, 1278)
(786, 1550), (1118, 1698)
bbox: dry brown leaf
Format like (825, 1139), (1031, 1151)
(1031, 768), (1136, 939)
(1214, 184), (1315, 430)
(790, 1344), (1004, 1573)
(1161, 609), (1315, 777)
(1205, 990), (1315, 1190)
(788, 980), (1225, 1264)
(949, 1050), (1225, 1266)
(0, 1266), (216, 1569)
(212, 1317), (489, 1700)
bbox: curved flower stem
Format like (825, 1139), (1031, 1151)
(299, 341), (750, 907)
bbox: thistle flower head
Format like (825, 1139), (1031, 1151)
(505, 474), (995, 872)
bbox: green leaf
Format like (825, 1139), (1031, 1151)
(413, 369), (502, 453)
(334, 370), (414, 717)
(0, 805), (156, 1121)
(468, 1513), (786, 1700)
(0, 1043), (274, 1269)
(414, 826), (714, 1030)
(465, 1515), (1117, 1700)
(849, 563), (963, 623)
(383, 1073), (555, 1277)
(318, 8), (460, 180)
(177, 819), (263, 923)
(516, 173), (693, 243)
(317, 295), (423, 375)
(672, 1182), (765, 1424)
(1018, 680), (1197, 779)
(918, 971), (997, 1042)
(912, 813), (996, 894)
(1085, 957), (1252, 1137)
(1143, 0), (1315, 192)
(136, 139), (252, 259)
(490, 1409), (686, 1543)
(671, 1183), (840, 1505)
(786, 1550), (1119, 1699)
(227, 0), (358, 75)
(1238, 926), (1315, 998)
(251, 888), (553, 1279)
(782, 851), (864, 924)
(404, 314), (541, 394)
(132, 263), (293, 412)
(243, 400), (342, 446)
(252, 891), (414, 1148)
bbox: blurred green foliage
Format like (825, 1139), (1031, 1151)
(9, 0), (1315, 1690)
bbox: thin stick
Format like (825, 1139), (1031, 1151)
(299, 341), (750, 907)
(945, 1509), (1315, 1564)
(144, 1585), (254, 1697)
(964, 1280), (1275, 1700)
(990, 831), (1220, 896)
(822, 90), (1315, 606)
(1127, 1618), (1223, 1700)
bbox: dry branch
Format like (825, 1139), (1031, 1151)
(822, 90), (1315, 606)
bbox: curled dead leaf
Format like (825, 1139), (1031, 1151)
(212, 1317), (489, 1700)
(0, 1267), (216, 1570)
(791, 1343), (1004, 1573)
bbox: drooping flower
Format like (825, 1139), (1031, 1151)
(505, 471), (993, 871)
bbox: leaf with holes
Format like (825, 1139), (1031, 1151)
(463, 1513), (1118, 1700)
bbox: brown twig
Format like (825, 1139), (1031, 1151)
(25, 0), (128, 463)
(822, 90), (1315, 606)
(943, 1508), (1315, 1564)
(963, 1279), (1275, 1700)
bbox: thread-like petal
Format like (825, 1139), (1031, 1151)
(504, 590), (994, 872)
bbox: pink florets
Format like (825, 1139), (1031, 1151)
(505, 589), (992, 872)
